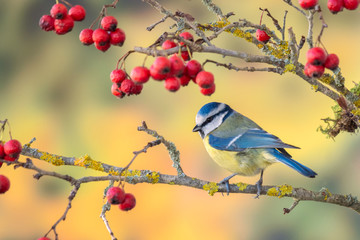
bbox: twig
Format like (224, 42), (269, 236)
(306, 9), (316, 48)
(315, 6), (328, 49)
(282, 10), (288, 41)
(201, 0), (225, 20)
(100, 203), (117, 240)
(259, 8), (283, 35)
(283, 199), (300, 214)
(147, 15), (170, 31)
(283, 0), (307, 17)
(288, 27), (299, 65)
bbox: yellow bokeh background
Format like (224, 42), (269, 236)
(0, 0), (360, 239)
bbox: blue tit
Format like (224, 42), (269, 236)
(192, 102), (317, 198)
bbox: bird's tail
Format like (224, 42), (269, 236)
(271, 149), (317, 178)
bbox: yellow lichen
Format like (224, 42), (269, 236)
(312, 85), (319, 91)
(278, 184), (293, 198)
(146, 171), (160, 184)
(74, 154), (104, 171)
(203, 182), (219, 196)
(353, 99), (360, 108)
(121, 169), (142, 177)
(39, 151), (64, 166)
(321, 188), (332, 201)
(284, 64), (296, 73)
(236, 182), (248, 191)
(319, 75), (334, 85)
(169, 181), (175, 185)
(108, 168), (120, 176)
(351, 109), (360, 116)
(267, 187), (280, 197)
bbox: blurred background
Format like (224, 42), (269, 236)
(0, 0), (359, 239)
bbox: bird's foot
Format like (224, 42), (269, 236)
(219, 173), (237, 196)
(254, 178), (263, 199)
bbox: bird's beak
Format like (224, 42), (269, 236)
(192, 125), (201, 132)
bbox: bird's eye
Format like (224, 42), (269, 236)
(205, 116), (214, 123)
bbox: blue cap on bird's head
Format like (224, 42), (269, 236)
(193, 102), (234, 138)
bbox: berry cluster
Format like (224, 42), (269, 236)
(111, 32), (216, 98)
(106, 186), (136, 211)
(79, 16), (126, 52)
(0, 139), (22, 194)
(39, 3), (86, 35)
(304, 47), (339, 78)
(298, 0), (358, 13)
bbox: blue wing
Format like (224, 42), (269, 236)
(208, 128), (299, 151)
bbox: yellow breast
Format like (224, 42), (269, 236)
(203, 136), (274, 176)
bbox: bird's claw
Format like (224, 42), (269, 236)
(219, 179), (231, 196)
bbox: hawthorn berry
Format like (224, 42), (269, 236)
(185, 60), (202, 79)
(39, 15), (55, 31)
(69, 5), (86, 21)
(50, 3), (67, 19)
(181, 51), (190, 61)
(110, 69), (126, 84)
(162, 40), (177, 50)
(327, 0), (344, 13)
(324, 53), (339, 70)
(101, 16), (118, 32)
(164, 77), (181, 92)
(37, 237), (51, 240)
(121, 79), (135, 95)
(0, 142), (5, 158)
(150, 65), (168, 81)
(200, 83), (216, 96)
(4, 139), (22, 158)
(92, 28), (110, 46)
(54, 15), (74, 35)
(343, 0), (359, 10)
(130, 66), (150, 84)
(196, 71), (214, 88)
(110, 28), (126, 46)
(169, 54), (185, 77)
(306, 47), (327, 66)
(304, 62), (325, 78)
(298, 0), (318, 9)
(95, 41), (111, 52)
(79, 29), (94, 45)
(0, 175), (10, 194)
(131, 84), (143, 95)
(106, 186), (126, 204)
(179, 32), (194, 46)
(3, 155), (17, 162)
(179, 74), (191, 86)
(151, 57), (171, 75)
(119, 193), (136, 211)
(256, 29), (271, 43)
(111, 83), (125, 98)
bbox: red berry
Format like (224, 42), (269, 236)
(298, 0), (318, 9)
(110, 69), (126, 84)
(0, 175), (10, 194)
(256, 29), (271, 43)
(106, 186), (126, 204)
(130, 66), (150, 84)
(164, 77), (181, 92)
(306, 47), (327, 66)
(169, 54), (185, 77)
(200, 83), (216, 96)
(95, 41), (111, 52)
(131, 84), (143, 95)
(119, 193), (136, 211)
(69, 5), (86, 21)
(162, 40), (177, 50)
(101, 16), (118, 32)
(121, 79), (135, 95)
(110, 28), (126, 46)
(50, 3), (68, 19)
(179, 74), (191, 86)
(327, 0), (344, 13)
(3, 155), (17, 162)
(185, 60), (202, 79)
(150, 65), (168, 81)
(37, 237), (51, 240)
(39, 15), (55, 31)
(324, 54), (339, 70)
(343, 0), (359, 10)
(4, 139), (22, 158)
(196, 71), (214, 88)
(0, 142), (5, 158)
(179, 32), (194, 46)
(304, 62), (325, 78)
(181, 51), (191, 61)
(79, 29), (94, 45)
(111, 83), (125, 98)
(92, 28), (110, 46)
(151, 57), (171, 75)
(54, 15), (74, 35)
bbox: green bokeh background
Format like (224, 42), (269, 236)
(0, 0), (359, 239)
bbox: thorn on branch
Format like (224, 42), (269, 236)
(259, 8), (283, 35)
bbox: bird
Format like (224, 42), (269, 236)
(192, 102), (317, 198)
